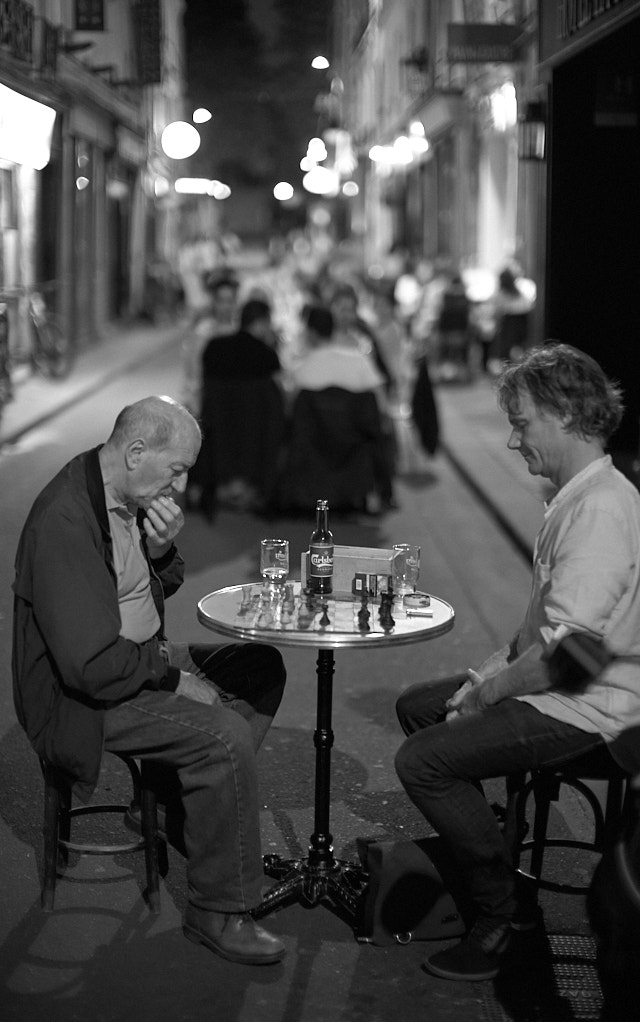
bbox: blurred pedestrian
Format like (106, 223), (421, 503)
(435, 272), (472, 382)
(181, 271), (240, 509)
(198, 299), (285, 516)
(181, 270), (240, 417)
(280, 305), (387, 514)
(487, 267), (536, 374)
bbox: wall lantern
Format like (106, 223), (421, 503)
(518, 101), (546, 161)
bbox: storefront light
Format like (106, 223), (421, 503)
(489, 82), (517, 133)
(0, 84), (56, 169)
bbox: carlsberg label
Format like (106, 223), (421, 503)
(310, 544), (334, 577)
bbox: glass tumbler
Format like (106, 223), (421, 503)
(392, 543), (421, 597)
(260, 538), (289, 588)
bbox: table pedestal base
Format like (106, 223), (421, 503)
(253, 853), (368, 923)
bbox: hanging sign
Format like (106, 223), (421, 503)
(447, 24), (521, 63)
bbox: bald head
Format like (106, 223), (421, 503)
(108, 396), (201, 451)
(100, 396), (201, 508)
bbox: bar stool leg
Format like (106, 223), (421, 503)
(529, 772), (559, 881)
(42, 763), (61, 912)
(140, 768), (161, 914)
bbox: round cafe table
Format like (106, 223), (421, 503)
(197, 581), (455, 925)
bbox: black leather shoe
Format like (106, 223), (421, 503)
(183, 905), (285, 965)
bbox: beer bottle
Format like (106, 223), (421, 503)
(309, 498), (334, 595)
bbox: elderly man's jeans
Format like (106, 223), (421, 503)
(104, 642), (285, 913)
(395, 677), (606, 920)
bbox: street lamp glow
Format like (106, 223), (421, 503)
(302, 165), (339, 196)
(307, 137), (327, 162)
(210, 181), (231, 200)
(193, 107), (212, 123)
(175, 178), (212, 194)
(273, 181), (294, 201)
(161, 121), (201, 159)
(342, 180), (359, 197)
(311, 55), (330, 70)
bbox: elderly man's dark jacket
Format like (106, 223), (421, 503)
(12, 447), (182, 800)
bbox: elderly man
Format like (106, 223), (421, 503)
(395, 343), (640, 981)
(13, 396), (286, 965)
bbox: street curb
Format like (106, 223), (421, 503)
(440, 438), (534, 566)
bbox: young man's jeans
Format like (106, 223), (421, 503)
(395, 676), (607, 921)
(104, 641), (285, 914)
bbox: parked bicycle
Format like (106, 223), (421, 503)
(0, 284), (74, 420)
(27, 288), (75, 379)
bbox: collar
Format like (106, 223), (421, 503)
(543, 455), (611, 517)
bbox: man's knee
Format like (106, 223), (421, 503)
(190, 641), (285, 691)
(395, 731), (433, 789)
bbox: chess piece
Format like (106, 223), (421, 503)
(319, 602), (331, 628)
(379, 592), (395, 631)
(357, 596), (371, 632)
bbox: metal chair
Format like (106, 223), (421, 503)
(41, 752), (165, 913)
(505, 745), (630, 896)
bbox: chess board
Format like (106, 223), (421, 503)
(198, 582), (455, 650)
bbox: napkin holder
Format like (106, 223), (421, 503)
(301, 544), (394, 598)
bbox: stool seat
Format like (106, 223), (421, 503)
(505, 745), (630, 896)
(41, 752), (167, 913)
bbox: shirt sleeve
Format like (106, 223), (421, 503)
(541, 503), (633, 643)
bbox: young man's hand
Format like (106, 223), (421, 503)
(446, 669), (489, 720)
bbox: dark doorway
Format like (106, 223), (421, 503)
(547, 17), (640, 460)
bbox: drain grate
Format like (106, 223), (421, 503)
(480, 932), (603, 1022)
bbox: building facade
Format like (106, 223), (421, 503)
(0, 0), (187, 361)
(331, 0), (640, 463)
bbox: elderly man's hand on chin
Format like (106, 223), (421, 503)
(144, 495), (184, 557)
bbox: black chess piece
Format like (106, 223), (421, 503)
(319, 602), (331, 628)
(358, 595), (371, 632)
(379, 592), (395, 631)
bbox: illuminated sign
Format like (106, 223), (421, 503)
(0, 85), (56, 169)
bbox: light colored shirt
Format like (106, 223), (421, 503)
(107, 499), (160, 643)
(516, 456), (640, 740)
(292, 342), (385, 394)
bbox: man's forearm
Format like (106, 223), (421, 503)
(481, 642), (551, 705)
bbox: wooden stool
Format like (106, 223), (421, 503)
(41, 753), (165, 913)
(505, 745), (630, 896)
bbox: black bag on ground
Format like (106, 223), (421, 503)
(411, 358), (439, 456)
(355, 836), (469, 946)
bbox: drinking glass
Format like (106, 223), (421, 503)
(392, 543), (421, 596)
(260, 538), (289, 588)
